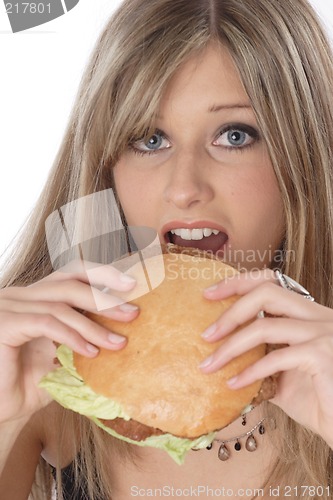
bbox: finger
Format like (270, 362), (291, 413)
(39, 259), (137, 292)
(0, 298), (131, 335)
(225, 338), (333, 390)
(199, 317), (331, 373)
(0, 311), (101, 356)
(0, 309), (127, 356)
(2, 281), (139, 317)
(203, 268), (276, 299)
(202, 282), (327, 341)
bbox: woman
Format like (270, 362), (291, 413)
(1, 0), (333, 498)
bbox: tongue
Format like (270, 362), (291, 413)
(170, 232), (228, 254)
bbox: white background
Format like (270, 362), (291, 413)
(0, 0), (332, 267)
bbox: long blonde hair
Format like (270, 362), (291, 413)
(2, 0), (332, 498)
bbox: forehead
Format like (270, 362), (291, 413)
(158, 44), (251, 115)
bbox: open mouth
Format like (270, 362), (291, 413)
(165, 228), (228, 257)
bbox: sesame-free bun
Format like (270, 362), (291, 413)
(74, 246), (267, 438)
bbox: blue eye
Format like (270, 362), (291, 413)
(227, 130), (247, 146)
(131, 131), (171, 155)
(145, 134), (163, 150)
(214, 125), (259, 150)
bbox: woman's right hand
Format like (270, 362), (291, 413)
(0, 260), (139, 424)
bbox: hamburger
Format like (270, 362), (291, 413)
(40, 245), (276, 464)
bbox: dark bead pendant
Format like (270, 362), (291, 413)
(259, 424), (265, 435)
(242, 414), (247, 426)
(218, 444), (230, 461)
(234, 440), (241, 451)
(245, 435), (257, 452)
(206, 443), (213, 450)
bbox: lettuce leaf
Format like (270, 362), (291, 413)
(39, 345), (130, 420)
(90, 416), (215, 464)
(39, 345), (215, 464)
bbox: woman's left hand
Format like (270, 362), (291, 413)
(200, 269), (333, 449)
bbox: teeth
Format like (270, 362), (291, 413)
(203, 228), (213, 237)
(192, 229), (204, 240)
(170, 228), (221, 241)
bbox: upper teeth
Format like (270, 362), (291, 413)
(170, 228), (220, 241)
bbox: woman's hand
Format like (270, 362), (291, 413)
(0, 260), (139, 424)
(200, 270), (333, 448)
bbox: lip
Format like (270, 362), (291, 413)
(160, 220), (229, 243)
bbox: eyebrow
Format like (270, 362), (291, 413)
(208, 104), (252, 112)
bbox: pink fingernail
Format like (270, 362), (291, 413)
(201, 323), (217, 339)
(227, 376), (238, 387)
(204, 284), (218, 293)
(198, 355), (214, 369)
(86, 343), (99, 354)
(120, 274), (136, 285)
(119, 303), (139, 312)
(108, 333), (126, 344)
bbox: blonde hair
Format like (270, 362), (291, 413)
(2, 0), (332, 498)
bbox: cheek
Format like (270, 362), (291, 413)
(230, 166), (284, 243)
(230, 171), (280, 213)
(250, 180), (285, 253)
(250, 158), (282, 215)
(113, 162), (157, 225)
(259, 170), (284, 225)
(231, 184), (284, 270)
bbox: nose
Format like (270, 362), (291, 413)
(163, 150), (214, 209)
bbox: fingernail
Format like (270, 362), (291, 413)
(86, 343), (99, 354)
(201, 323), (217, 339)
(198, 355), (214, 369)
(120, 274), (136, 285)
(204, 284), (218, 293)
(108, 333), (126, 344)
(119, 303), (139, 312)
(227, 376), (238, 387)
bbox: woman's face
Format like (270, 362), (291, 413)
(113, 44), (284, 271)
